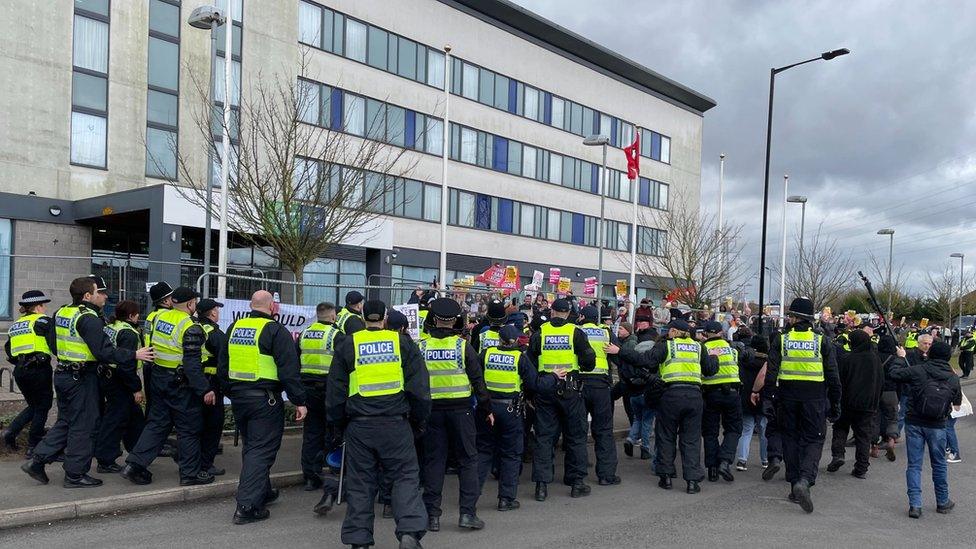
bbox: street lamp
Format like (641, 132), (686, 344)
(756, 47), (850, 330)
(718, 153), (726, 304)
(787, 195), (807, 263)
(951, 252), (965, 331)
(776, 175), (791, 327)
(584, 135), (610, 297)
(878, 229), (894, 317)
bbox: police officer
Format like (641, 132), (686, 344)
(577, 305), (620, 486)
(3, 291), (54, 457)
(197, 298), (226, 476)
(904, 326), (919, 350)
(326, 299), (429, 549)
(473, 300), (506, 354)
(298, 302), (343, 491)
(420, 297), (490, 532)
(607, 318), (718, 494)
(122, 287), (214, 487)
(763, 297), (841, 513)
(529, 298), (595, 501)
(336, 291), (366, 335)
(700, 321), (743, 483)
(373, 308), (414, 519)
(477, 324), (549, 511)
(144, 282), (174, 414)
(958, 330), (974, 378)
(94, 299), (146, 473)
(22, 277), (153, 488)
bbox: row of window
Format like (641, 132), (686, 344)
(145, 0), (181, 180)
(70, 1), (110, 168)
(297, 1), (671, 164)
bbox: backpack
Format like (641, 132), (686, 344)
(913, 375), (955, 421)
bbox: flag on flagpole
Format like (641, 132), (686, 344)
(623, 132), (641, 179)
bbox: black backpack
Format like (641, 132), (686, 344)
(913, 375), (955, 421)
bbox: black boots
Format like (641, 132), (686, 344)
(96, 461), (123, 474)
(427, 515), (440, 532)
(121, 463), (153, 485)
(313, 492), (335, 516)
(640, 447), (652, 460)
(179, 471), (215, 486)
(908, 507), (922, 519)
(382, 503), (394, 518)
(233, 505), (270, 525)
(570, 482), (591, 498)
(399, 533), (423, 549)
(534, 482), (547, 501)
(207, 465), (226, 476)
(707, 467), (719, 482)
(458, 514), (485, 530)
(718, 461), (735, 482)
(792, 480), (814, 513)
(658, 475), (672, 490)
(64, 474), (103, 488)
(304, 475), (323, 491)
(21, 460), (49, 484)
(497, 498), (520, 511)
(686, 481), (701, 494)
(623, 440), (634, 457)
(826, 458), (845, 473)
(598, 475), (621, 486)
(937, 500), (955, 514)
(762, 458), (781, 481)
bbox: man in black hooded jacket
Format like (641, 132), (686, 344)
(826, 329), (883, 478)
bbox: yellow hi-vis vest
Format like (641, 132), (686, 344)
(300, 322), (338, 376)
(54, 305), (97, 362)
(478, 328), (501, 354)
(421, 335), (471, 400)
(200, 323), (217, 374)
(418, 310), (430, 341)
(579, 323), (610, 375)
(336, 308), (361, 335)
(151, 309), (196, 369)
(349, 329), (403, 397)
(8, 314), (51, 357)
(227, 317), (279, 381)
(143, 308), (166, 348)
(660, 337), (702, 384)
(105, 320), (140, 370)
(702, 338), (739, 385)
(779, 330), (824, 382)
(538, 322), (579, 373)
(484, 348), (521, 394)
(905, 331), (918, 349)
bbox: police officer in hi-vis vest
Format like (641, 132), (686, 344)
(3, 290), (54, 457)
(577, 305), (621, 486)
(143, 281), (174, 414)
(528, 298), (596, 502)
(326, 299), (429, 549)
(420, 298), (491, 532)
(336, 291), (367, 335)
(196, 298), (227, 476)
(761, 297), (841, 513)
(607, 318), (718, 494)
(297, 301), (344, 491)
(22, 277), (154, 488)
(700, 321), (744, 483)
(473, 299), (506, 354)
(122, 287), (215, 487)
(218, 290), (307, 524)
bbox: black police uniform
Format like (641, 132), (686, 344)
(218, 311), (307, 516)
(701, 335), (745, 478)
(199, 316), (227, 473)
(29, 301), (136, 483)
(528, 315), (596, 495)
(3, 315), (54, 452)
(578, 314), (620, 484)
(338, 306), (366, 335)
(326, 324), (430, 547)
(94, 319), (146, 469)
(296, 320), (345, 487)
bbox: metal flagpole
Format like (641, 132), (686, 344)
(217, 0), (233, 300)
(438, 46), (452, 292)
(628, 128), (640, 323)
(778, 174), (789, 327)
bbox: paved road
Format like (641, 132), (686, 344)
(3, 416), (975, 548)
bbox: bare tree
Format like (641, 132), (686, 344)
(628, 192), (749, 310)
(925, 262), (957, 325)
(781, 224), (854, 311)
(862, 251), (913, 316)
(150, 51), (424, 301)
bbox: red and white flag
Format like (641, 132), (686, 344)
(623, 132), (640, 180)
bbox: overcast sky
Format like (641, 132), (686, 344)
(515, 0), (976, 299)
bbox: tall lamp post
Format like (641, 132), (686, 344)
(584, 135), (610, 298)
(951, 252), (965, 330)
(787, 195), (807, 263)
(718, 153), (726, 305)
(757, 48), (850, 329)
(777, 175), (790, 327)
(878, 229), (894, 317)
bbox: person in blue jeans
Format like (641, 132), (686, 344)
(899, 335), (932, 434)
(736, 335), (769, 470)
(944, 417), (961, 462)
(616, 323), (656, 460)
(628, 395), (655, 460)
(889, 341), (962, 518)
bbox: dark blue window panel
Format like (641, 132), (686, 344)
(610, 118), (618, 147)
(651, 132), (661, 160)
(639, 178), (651, 206)
(543, 92), (552, 125)
(592, 112), (600, 135)
(591, 164), (599, 194)
(330, 88), (343, 131)
(498, 199), (513, 233)
(571, 213), (584, 244)
(508, 79), (517, 113)
(476, 194), (491, 229)
(492, 136), (508, 172)
(404, 110), (416, 149)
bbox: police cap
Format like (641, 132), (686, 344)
(88, 275), (108, 292)
(18, 290), (51, 306)
(703, 321), (724, 334)
(386, 309), (408, 331)
(551, 298), (571, 313)
(429, 297), (462, 321)
(149, 281), (174, 303)
(668, 318), (691, 332)
(362, 300), (386, 322)
(197, 298), (224, 314)
(172, 287), (200, 304)
(580, 305), (599, 322)
(345, 290), (365, 306)
(486, 299), (506, 321)
(499, 324), (521, 342)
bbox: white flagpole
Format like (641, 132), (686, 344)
(628, 127), (640, 323)
(217, 1), (233, 300)
(438, 46), (452, 293)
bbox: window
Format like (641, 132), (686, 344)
(638, 227), (667, 256)
(145, 127), (177, 178)
(0, 218), (8, 318)
(148, 37), (179, 88)
(459, 127), (477, 164)
(344, 94), (365, 136)
(298, 1), (321, 47)
(427, 48), (445, 88)
(524, 86), (539, 120)
(345, 19), (367, 62)
(424, 118), (443, 155)
(214, 56), (241, 106)
(71, 9), (109, 168)
(461, 62), (478, 100)
(366, 25), (387, 69)
(386, 104), (405, 147)
(423, 185), (441, 221)
(365, 98), (386, 141)
(519, 205), (535, 237)
(551, 97), (565, 130)
(457, 191), (475, 227)
(397, 37), (417, 79)
(146, 0), (180, 179)
(73, 15), (108, 73)
(297, 79), (320, 124)
(71, 111), (107, 167)
(72, 72), (107, 111)
(660, 135), (671, 163)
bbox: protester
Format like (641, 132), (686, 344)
(736, 335), (769, 471)
(827, 329), (884, 479)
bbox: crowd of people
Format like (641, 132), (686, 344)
(2, 276), (971, 548)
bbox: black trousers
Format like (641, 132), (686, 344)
(477, 399), (524, 500)
(422, 408), (481, 517)
(94, 375), (145, 465)
(702, 387), (743, 467)
(831, 409), (876, 474)
(532, 390), (588, 485)
(762, 397), (783, 462)
(200, 382), (224, 470)
(230, 391), (283, 508)
(342, 417), (427, 547)
(654, 385), (704, 481)
(961, 352), (974, 377)
(8, 362), (54, 448)
(33, 370), (100, 476)
(582, 380), (618, 480)
(877, 391), (899, 442)
(126, 367), (203, 479)
(777, 398), (826, 485)
(301, 380), (328, 480)
(379, 435), (423, 505)
(142, 363), (155, 412)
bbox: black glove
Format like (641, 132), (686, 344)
(827, 402), (841, 423)
(411, 420), (427, 440)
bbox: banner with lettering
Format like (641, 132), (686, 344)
(557, 277), (571, 294)
(549, 268), (561, 284)
(392, 303), (420, 341)
(220, 299), (316, 340)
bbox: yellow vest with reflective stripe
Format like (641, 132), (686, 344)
(54, 306), (97, 362)
(300, 322), (338, 376)
(661, 337), (702, 384)
(579, 323), (610, 375)
(538, 322), (579, 373)
(151, 309), (196, 369)
(8, 314), (51, 357)
(200, 323), (217, 374)
(484, 348), (521, 394)
(336, 308), (361, 335)
(421, 335), (471, 399)
(349, 329), (403, 397)
(478, 328), (501, 354)
(105, 320), (140, 370)
(702, 338), (738, 385)
(227, 317), (279, 381)
(143, 308), (166, 348)
(779, 330), (824, 382)
(418, 310), (430, 341)
(904, 331), (918, 349)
